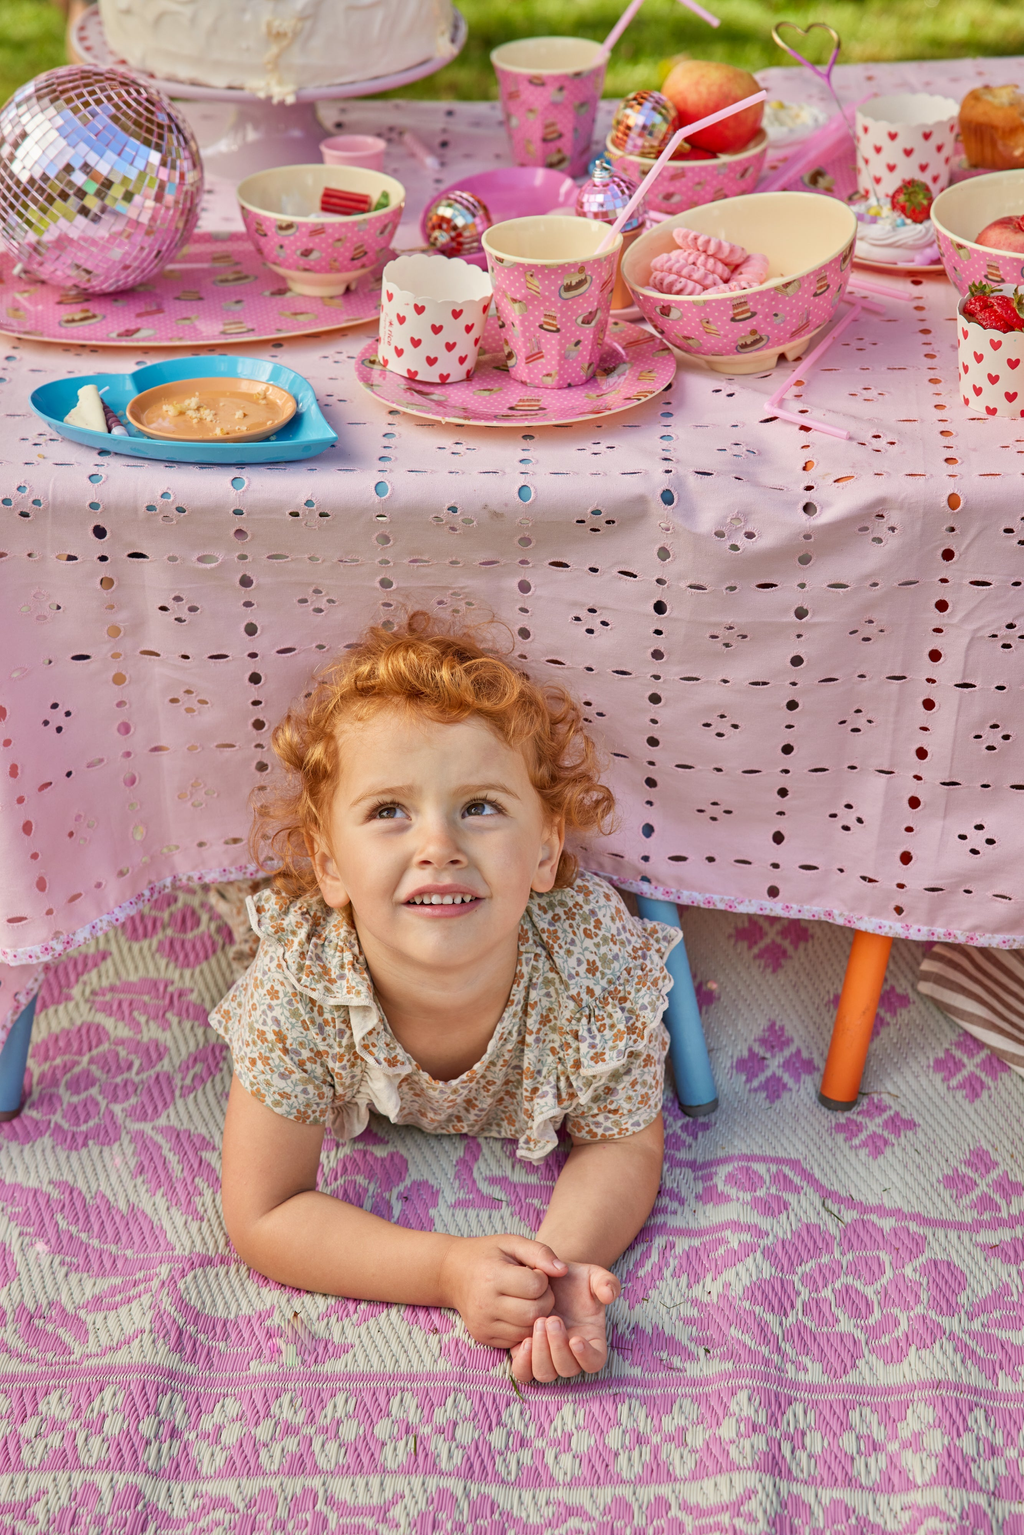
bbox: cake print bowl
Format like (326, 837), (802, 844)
(621, 191), (857, 373)
(606, 130), (768, 217)
(237, 165), (405, 297)
(932, 169), (1024, 295)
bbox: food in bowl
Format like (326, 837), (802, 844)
(975, 213), (1024, 251)
(237, 164), (405, 297)
(661, 60), (764, 154)
(852, 178), (939, 266)
(959, 85), (1024, 171)
(621, 190), (856, 371)
(931, 170), (1024, 293)
(647, 230), (768, 294)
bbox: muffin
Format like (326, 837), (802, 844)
(960, 85), (1024, 170)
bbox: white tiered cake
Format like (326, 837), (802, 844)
(98, 0), (455, 100)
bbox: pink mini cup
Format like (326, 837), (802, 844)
(320, 134), (387, 171)
(491, 37), (606, 179)
(482, 214), (622, 388)
(856, 93), (959, 201)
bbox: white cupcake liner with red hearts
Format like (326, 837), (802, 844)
(379, 254), (492, 384)
(958, 297), (1024, 418)
(855, 93), (959, 202)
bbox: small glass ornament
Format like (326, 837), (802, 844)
(424, 189), (493, 257)
(575, 160), (645, 312)
(609, 90), (681, 159)
(0, 65), (203, 294)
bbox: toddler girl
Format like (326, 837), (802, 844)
(211, 613), (679, 1383)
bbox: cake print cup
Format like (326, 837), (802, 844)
(482, 214), (622, 388)
(491, 37), (606, 178)
(378, 253), (492, 384)
(856, 93), (960, 201)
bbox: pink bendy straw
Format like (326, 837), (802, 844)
(595, 89), (768, 251)
(601, 0), (720, 56)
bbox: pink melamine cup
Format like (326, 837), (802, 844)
(320, 134), (387, 171)
(491, 37), (606, 179)
(482, 214), (621, 388)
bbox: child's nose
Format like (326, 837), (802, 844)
(414, 814), (467, 866)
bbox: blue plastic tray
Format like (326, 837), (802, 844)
(30, 355), (337, 464)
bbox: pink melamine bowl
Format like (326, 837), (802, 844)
(606, 130), (768, 217)
(622, 191), (856, 372)
(932, 169), (1024, 295)
(237, 164), (405, 297)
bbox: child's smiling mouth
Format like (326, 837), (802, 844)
(403, 886), (483, 915)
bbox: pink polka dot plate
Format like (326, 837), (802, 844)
(354, 317), (675, 427)
(0, 231), (388, 347)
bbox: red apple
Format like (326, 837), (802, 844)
(976, 214), (1024, 252)
(661, 60), (764, 155)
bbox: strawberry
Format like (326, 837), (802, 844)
(962, 280), (1024, 332)
(890, 178), (933, 224)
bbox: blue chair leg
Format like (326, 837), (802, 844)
(635, 895), (718, 1118)
(0, 995), (36, 1122)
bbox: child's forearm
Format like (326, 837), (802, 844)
(234, 1189), (458, 1303)
(535, 1114), (664, 1269)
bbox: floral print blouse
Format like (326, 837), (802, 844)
(208, 871), (678, 1162)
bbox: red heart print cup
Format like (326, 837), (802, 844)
(378, 254), (492, 384)
(491, 37), (606, 179)
(957, 294), (1024, 418)
(482, 215), (622, 388)
(855, 93), (960, 202)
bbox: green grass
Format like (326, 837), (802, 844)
(0, 0), (65, 106)
(4, 0), (1024, 107)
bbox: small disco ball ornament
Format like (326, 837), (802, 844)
(0, 65), (204, 294)
(424, 189), (492, 258)
(576, 159), (644, 230)
(609, 90), (681, 160)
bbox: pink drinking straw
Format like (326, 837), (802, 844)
(595, 89), (768, 251)
(601, 0), (720, 54)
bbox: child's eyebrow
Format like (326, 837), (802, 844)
(349, 781), (521, 808)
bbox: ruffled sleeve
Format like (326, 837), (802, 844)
(206, 886), (369, 1130)
(517, 873), (678, 1160)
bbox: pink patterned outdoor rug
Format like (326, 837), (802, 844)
(1, 886), (1022, 1533)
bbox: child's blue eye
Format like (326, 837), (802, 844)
(464, 800), (500, 817)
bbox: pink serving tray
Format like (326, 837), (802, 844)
(0, 231), (388, 347)
(420, 167), (578, 269)
(355, 315), (675, 426)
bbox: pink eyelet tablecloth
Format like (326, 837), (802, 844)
(2, 58), (1023, 1034)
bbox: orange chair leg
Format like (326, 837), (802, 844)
(818, 931), (893, 1111)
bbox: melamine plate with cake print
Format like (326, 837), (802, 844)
(354, 317), (675, 427)
(0, 232), (389, 348)
(853, 254), (945, 275)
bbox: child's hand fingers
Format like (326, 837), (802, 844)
(541, 1316), (583, 1379)
(511, 1337), (534, 1383)
(589, 1266), (621, 1305)
(569, 1332), (608, 1374)
(498, 1294), (554, 1333)
(529, 1316), (559, 1383)
(500, 1264), (554, 1302)
(500, 1236), (568, 1279)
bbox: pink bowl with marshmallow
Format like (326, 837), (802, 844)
(607, 130), (768, 217)
(622, 191), (856, 372)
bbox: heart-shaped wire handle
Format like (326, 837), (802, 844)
(771, 21), (850, 130)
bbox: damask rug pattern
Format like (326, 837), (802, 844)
(0, 887), (1021, 1533)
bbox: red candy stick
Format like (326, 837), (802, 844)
(320, 187), (371, 215)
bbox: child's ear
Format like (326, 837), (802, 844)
(531, 815), (565, 894)
(308, 835), (350, 910)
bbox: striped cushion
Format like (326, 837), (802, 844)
(918, 945), (1024, 1077)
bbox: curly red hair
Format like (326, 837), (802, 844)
(251, 611), (616, 897)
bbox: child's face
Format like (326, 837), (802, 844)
(310, 708), (564, 970)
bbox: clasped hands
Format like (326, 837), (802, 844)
(439, 1234), (619, 1383)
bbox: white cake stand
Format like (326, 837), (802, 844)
(72, 5), (467, 178)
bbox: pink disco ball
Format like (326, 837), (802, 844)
(0, 65), (203, 294)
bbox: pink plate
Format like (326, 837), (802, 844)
(355, 316), (675, 426)
(420, 167), (578, 269)
(0, 231), (388, 347)
(853, 254), (946, 276)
